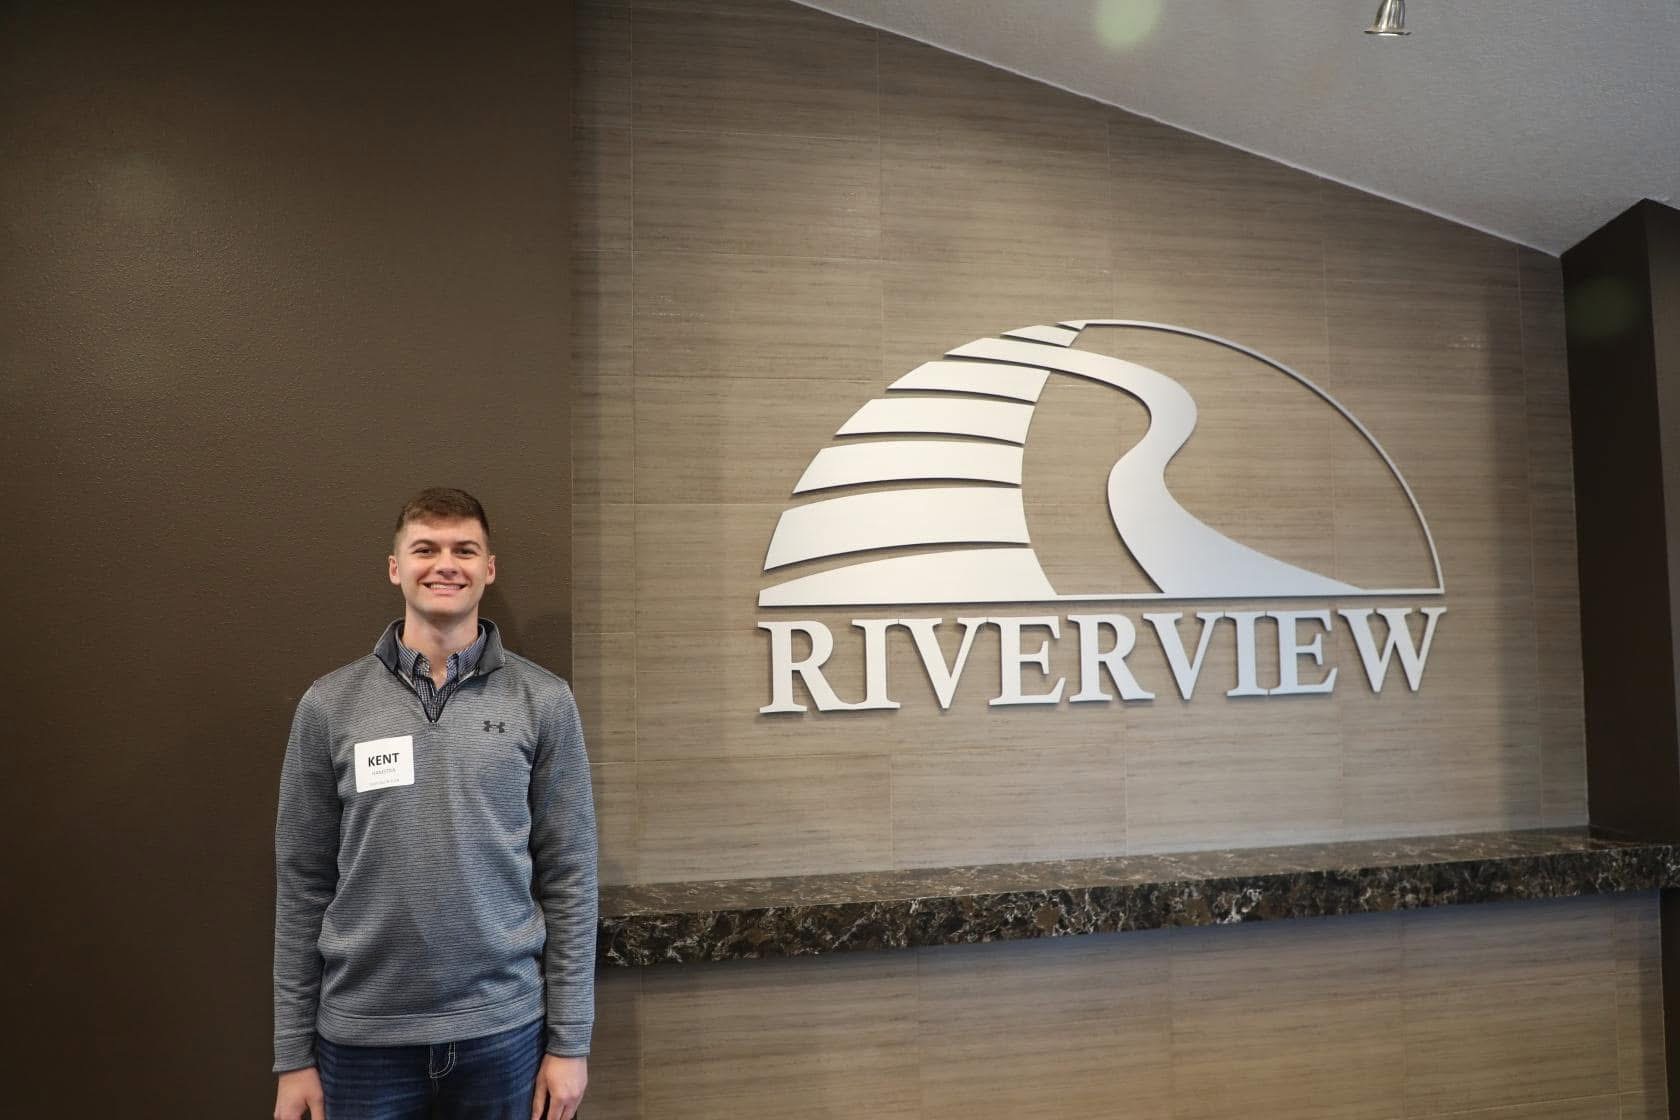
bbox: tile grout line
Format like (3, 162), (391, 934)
(625, 0), (645, 885)
(1512, 249), (1547, 828)
(1318, 176), (1353, 849)
(873, 22), (899, 877)
(1107, 111), (1135, 862)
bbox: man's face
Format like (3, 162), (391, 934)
(388, 517), (496, 625)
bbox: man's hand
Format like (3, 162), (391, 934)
(529, 1054), (587, 1120)
(274, 1067), (325, 1120)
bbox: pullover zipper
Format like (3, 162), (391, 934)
(387, 666), (477, 724)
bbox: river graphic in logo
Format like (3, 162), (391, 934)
(759, 320), (1443, 608)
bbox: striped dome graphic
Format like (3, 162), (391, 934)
(759, 320), (1444, 608)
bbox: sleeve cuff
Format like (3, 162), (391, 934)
(545, 1019), (593, 1058)
(273, 1033), (318, 1074)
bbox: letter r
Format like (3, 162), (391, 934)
(759, 621), (862, 713)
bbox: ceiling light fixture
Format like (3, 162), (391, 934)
(1366, 0), (1410, 36)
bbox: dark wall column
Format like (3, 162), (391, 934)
(0, 2), (573, 1111)
(1563, 199), (1680, 840)
(1564, 199), (1680, 1119)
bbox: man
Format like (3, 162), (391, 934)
(273, 488), (596, 1120)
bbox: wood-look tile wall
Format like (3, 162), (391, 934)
(583, 896), (1665, 1120)
(572, 0), (1649, 1115)
(573, 0), (1584, 882)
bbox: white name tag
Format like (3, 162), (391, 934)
(353, 735), (415, 793)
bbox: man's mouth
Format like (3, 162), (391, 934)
(424, 583), (466, 593)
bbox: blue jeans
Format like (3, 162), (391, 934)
(316, 1018), (544, 1120)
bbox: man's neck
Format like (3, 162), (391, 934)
(401, 611), (481, 686)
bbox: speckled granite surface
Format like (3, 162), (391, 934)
(597, 828), (1680, 966)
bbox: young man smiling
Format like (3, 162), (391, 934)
(273, 488), (596, 1120)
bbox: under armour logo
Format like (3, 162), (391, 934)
(484, 720), (506, 733)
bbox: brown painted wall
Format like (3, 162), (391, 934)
(0, 2), (572, 1111)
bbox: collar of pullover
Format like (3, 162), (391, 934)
(373, 618), (507, 680)
(396, 623), (486, 686)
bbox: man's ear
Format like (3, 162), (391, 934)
(485, 554), (497, 585)
(388, 554), (401, 585)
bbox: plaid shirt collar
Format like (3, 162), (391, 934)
(395, 622), (488, 689)
(372, 618), (506, 685)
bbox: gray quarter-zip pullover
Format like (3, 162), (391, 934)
(272, 621), (597, 1072)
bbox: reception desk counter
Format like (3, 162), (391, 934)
(598, 828), (1677, 966)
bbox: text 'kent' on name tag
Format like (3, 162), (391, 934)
(354, 735), (415, 793)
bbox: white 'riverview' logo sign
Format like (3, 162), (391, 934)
(756, 320), (1446, 713)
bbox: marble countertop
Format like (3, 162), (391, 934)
(598, 828), (1679, 966)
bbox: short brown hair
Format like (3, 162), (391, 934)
(394, 487), (491, 544)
